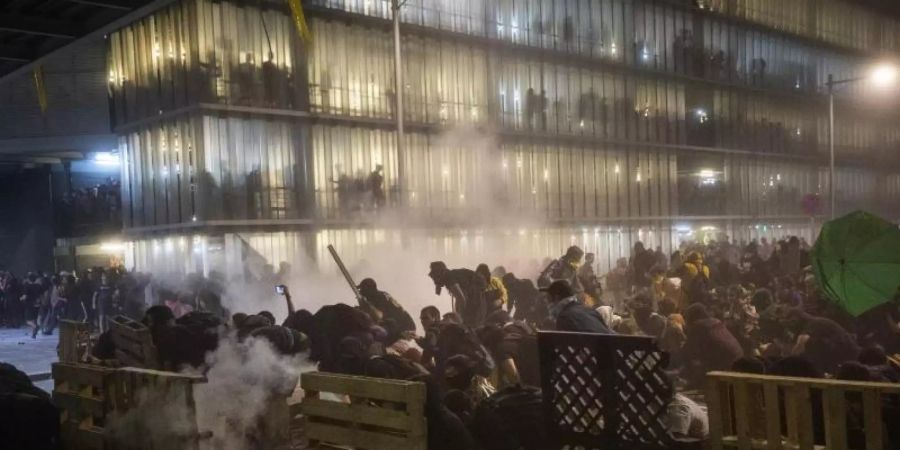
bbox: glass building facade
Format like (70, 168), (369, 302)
(108, 0), (900, 276)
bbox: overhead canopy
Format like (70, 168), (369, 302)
(0, 0), (175, 83)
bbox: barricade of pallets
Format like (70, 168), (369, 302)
(54, 318), (205, 450)
(299, 371), (427, 450)
(707, 371), (900, 450)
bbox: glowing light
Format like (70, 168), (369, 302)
(516, 159), (523, 169)
(871, 63), (898, 88)
(543, 169), (549, 181)
(100, 242), (125, 253)
(610, 42), (618, 56)
(641, 47), (650, 62)
(635, 172), (642, 183)
(459, 194), (465, 201)
(695, 108), (709, 123)
(191, 215), (197, 222)
(579, 119), (585, 128)
(776, 173), (782, 181)
(502, 159), (509, 169)
(93, 152), (120, 166)
(699, 169), (715, 178)
(700, 226), (717, 231)
(614, 164), (620, 174)
(442, 166), (450, 177)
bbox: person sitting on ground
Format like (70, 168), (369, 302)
(663, 375), (709, 444)
(542, 280), (613, 334)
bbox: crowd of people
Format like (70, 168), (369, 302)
(56, 178), (122, 235)
(3, 233), (900, 449)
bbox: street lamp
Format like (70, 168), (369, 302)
(826, 63), (898, 219)
(392, 0), (408, 207)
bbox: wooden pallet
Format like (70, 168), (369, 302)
(707, 371), (900, 450)
(53, 362), (117, 450)
(58, 320), (92, 364)
(300, 372), (427, 450)
(108, 315), (159, 369)
(106, 367), (207, 450)
(53, 362), (208, 450)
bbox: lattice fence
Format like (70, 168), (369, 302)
(538, 331), (673, 450)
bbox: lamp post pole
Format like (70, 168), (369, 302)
(824, 73), (866, 219)
(392, 0), (405, 207)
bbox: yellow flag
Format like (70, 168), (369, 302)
(33, 66), (48, 114)
(287, 0), (313, 43)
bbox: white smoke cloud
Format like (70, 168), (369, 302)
(106, 334), (315, 450)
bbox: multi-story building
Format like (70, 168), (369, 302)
(105, 0), (900, 278)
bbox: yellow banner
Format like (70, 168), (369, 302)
(33, 66), (48, 114)
(288, 0), (313, 43)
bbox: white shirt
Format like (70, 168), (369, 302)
(665, 393), (709, 441)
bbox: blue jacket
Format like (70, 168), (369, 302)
(555, 298), (614, 334)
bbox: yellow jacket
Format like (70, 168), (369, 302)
(486, 276), (509, 305)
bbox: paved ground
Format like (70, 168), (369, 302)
(0, 326), (58, 391)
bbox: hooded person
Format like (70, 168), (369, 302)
(428, 261), (488, 327)
(538, 246), (585, 293)
(476, 264), (508, 314)
(501, 272), (543, 324)
(542, 280), (613, 334)
(356, 278), (416, 333)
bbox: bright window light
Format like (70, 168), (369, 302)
(871, 64), (898, 88)
(93, 152), (120, 166)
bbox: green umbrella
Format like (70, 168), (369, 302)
(811, 210), (900, 317)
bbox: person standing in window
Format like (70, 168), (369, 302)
(369, 164), (386, 210)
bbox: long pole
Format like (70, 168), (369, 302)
(828, 74), (835, 219)
(392, 0), (405, 207)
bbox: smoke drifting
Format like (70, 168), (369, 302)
(106, 334), (314, 450)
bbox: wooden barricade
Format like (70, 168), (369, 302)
(106, 367), (207, 450)
(59, 320), (92, 364)
(53, 362), (117, 450)
(108, 315), (159, 369)
(53, 363), (207, 450)
(299, 371), (427, 450)
(538, 331), (674, 450)
(707, 371), (900, 450)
